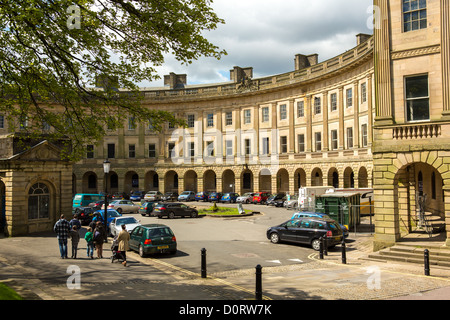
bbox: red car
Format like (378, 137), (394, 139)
(252, 192), (271, 204)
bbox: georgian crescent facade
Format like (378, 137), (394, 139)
(1, 0), (449, 250)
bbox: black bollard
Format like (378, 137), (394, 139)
(319, 237), (324, 259)
(255, 265), (263, 301)
(341, 238), (347, 264)
(424, 249), (430, 276)
(201, 248), (207, 278)
(324, 236), (328, 256)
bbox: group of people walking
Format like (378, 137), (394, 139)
(53, 214), (130, 266)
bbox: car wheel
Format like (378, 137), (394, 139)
(190, 211), (198, 218)
(139, 245), (146, 257)
(168, 211), (175, 219)
(311, 238), (321, 251)
(270, 233), (280, 244)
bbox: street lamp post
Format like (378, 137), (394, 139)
(103, 159), (111, 243)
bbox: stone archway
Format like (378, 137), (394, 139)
(276, 168), (289, 193)
(241, 169), (254, 194)
(373, 151), (450, 250)
(222, 169), (235, 193)
(343, 167), (354, 188)
(327, 168), (339, 188)
(145, 171), (159, 192)
(311, 168), (323, 186)
(164, 171), (179, 193)
(203, 170), (217, 192)
(259, 168), (272, 193)
(294, 168), (306, 191)
(0, 180), (5, 234)
(184, 170), (198, 193)
(358, 167), (369, 188)
(82, 171), (98, 193)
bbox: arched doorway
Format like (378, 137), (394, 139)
(276, 168), (289, 193)
(259, 168), (272, 193)
(222, 169), (235, 193)
(0, 180), (5, 233)
(164, 171), (179, 193)
(344, 167), (354, 188)
(82, 172), (98, 193)
(358, 167), (369, 188)
(145, 171), (159, 192)
(184, 170), (198, 193)
(311, 168), (323, 186)
(294, 168), (306, 191)
(203, 170), (217, 192)
(394, 162), (445, 240)
(241, 169), (253, 194)
(327, 168), (339, 188)
(124, 171), (139, 192)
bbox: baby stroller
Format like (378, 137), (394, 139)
(110, 236), (124, 263)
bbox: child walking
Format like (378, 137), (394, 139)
(69, 225), (80, 258)
(84, 227), (94, 259)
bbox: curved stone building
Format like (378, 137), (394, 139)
(73, 34), (375, 204)
(1, 1), (449, 250)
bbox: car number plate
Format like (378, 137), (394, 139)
(157, 245), (169, 250)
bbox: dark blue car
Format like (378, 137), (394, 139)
(291, 212), (349, 238)
(220, 193), (239, 203)
(195, 191), (211, 202)
(208, 192), (222, 202)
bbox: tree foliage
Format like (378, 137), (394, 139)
(0, 0), (226, 160)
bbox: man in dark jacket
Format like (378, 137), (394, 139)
(54, 215), (70, 259)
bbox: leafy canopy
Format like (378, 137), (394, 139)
(0, 0), (226, 160)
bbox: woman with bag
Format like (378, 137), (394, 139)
(117, 224), (130, 267)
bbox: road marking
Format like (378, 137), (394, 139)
(266, 260), (282, 264)
(288, 259), (304, 263)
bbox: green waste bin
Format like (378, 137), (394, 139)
(315, 192), (361, 230)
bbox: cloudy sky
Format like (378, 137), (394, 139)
(144, 0), (373, 87)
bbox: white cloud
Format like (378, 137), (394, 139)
(142, 0), (373, 87)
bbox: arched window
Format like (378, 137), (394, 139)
(28, 183), (50, 220)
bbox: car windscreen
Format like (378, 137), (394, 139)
(147, 227), (174, 238)
(116, 218), (137, 225)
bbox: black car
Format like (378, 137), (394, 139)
(73, 206), (96, 225)
(152, 203), (199, 219)
(272, 196), (288, 207)
(266, 193), (286, 206)
(162, 192), (179, 202)
(266, 218), (343, 251)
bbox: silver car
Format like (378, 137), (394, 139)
(236, 192), (255, 204)
(110, 216), (141, 237)
(103, 200), (140, 214)
(144, 191), (163, 201)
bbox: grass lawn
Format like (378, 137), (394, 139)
(0, 283), (23, 300)
(198, 205), (252, 216)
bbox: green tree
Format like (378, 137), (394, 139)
(0, 0), (226, 160)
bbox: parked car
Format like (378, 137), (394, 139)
(88, 200), (105, 211)
(266, 193), (286, 206)
(103, 200), (140, 214)
(129, 224), (177, 257)
(152, 203), (199, 219)
(130, 191), (146, 202)
(267, 217), (344, 251)
(162, 192), (178, 202)
(178, 191), (196, 202)
(111, 192), (128, 200)
(139, 201), (158, 217)
(284, 196), (298, 210)
(110, 216), (141, 237)
(93, 209), (122, 228)
(252, 192), (271, 204)
(221, 193), (240, 203)
(208, 192), (222, 202)
(144, 191), (163, 202)
(236, 192), (255, 204)
(291, 211), (349, 238)
(195, 191), (211, 202)
(73, 206), (95, 225)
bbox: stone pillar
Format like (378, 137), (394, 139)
(374, 0), (394, 125)
(353, 81), (360, 149)
(441, 0), (450, 119)
(322, 92), (329, 151)
(288, 99), (295, 154)
(305, 96), (312, 152)
(338, 87), (345, 149)
(367, 75), (374, 146)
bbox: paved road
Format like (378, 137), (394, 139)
(1, 202), (450, 304)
